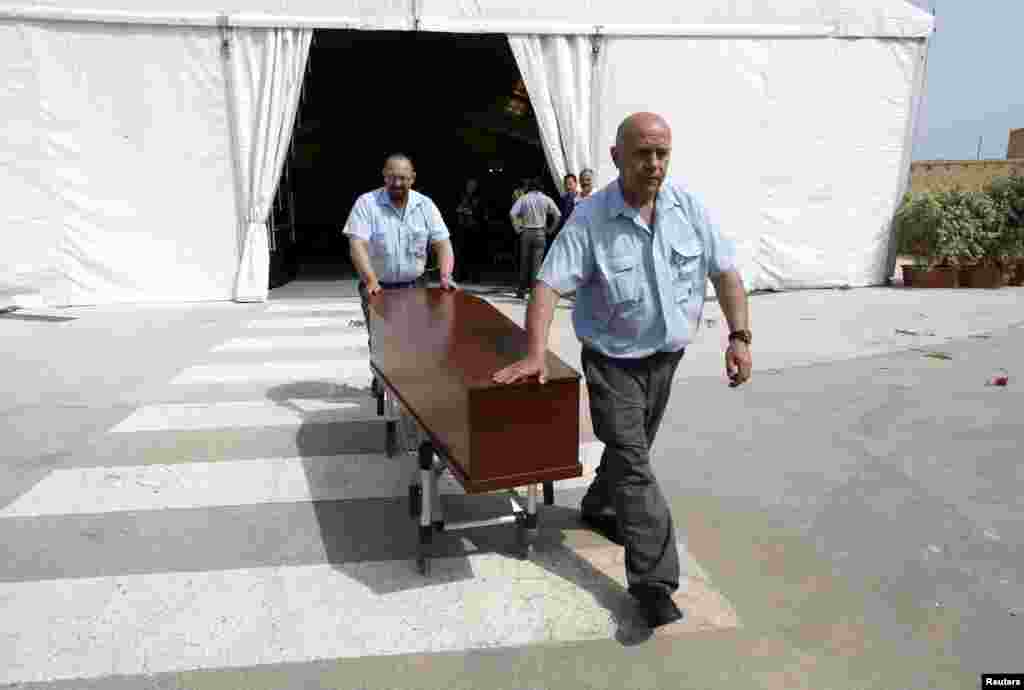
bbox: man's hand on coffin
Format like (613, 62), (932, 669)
(366, 280), (382, 296)
(492, 355), (549, 385)
(439, 273), (457, 290)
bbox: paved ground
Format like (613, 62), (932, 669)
(1, 280), (1022, 689)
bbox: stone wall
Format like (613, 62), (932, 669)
(909, 159), (1024, 194)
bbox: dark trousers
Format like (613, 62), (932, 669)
(580, 346), (686, 596)
(518, 228), (546, 295)
(456, 225), (485, 283)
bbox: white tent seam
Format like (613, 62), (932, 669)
(0, 8), (932, 38)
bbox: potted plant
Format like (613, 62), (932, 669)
(944, 189), (1005, 289)
(894, 192), (959, 288)
(985, 175), (1024, 286)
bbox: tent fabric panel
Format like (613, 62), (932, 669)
(0, 20), (239, 306)
(592, 36), (923, 291)
(508, 35), (596, 191)
(227, 27), (312, 303)
(0, 22), (66, 306)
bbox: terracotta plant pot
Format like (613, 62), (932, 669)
(902, 265), (959, 288)
(959, 264), (1005, 289)
(1009, 260), (1024, 287)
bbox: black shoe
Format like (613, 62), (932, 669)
(579, 510), (623, 545)
(632, 586), (683, 629)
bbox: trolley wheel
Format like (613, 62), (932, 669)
(409, 484), (422, 519)
(517, 523), (536, 560)
(386, 420), (397, 457)
(543, 481), (555, 506)
(416, 555), (430, 576)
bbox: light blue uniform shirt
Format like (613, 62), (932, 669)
(536, 178), (737, 358)
(342, 188), (450, 283)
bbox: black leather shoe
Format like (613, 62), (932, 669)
(632, 586), (683, 629)
(579, 510), (623, 545)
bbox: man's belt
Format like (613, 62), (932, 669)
(378, 279), (419, 289)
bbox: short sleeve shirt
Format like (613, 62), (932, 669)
(536, 178), (737, 358)
(510, 191), (561, 230)
(342, 189), (450, 283)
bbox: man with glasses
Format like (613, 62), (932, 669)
(344, 153), (456, 395)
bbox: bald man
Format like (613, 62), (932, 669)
(493, 113), (752, 629)
(344, 153), (456, 396)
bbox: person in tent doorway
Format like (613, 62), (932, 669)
(343, 153), (456, 396)
(551, 172), (580, 249)
(560, 172), (580, 222)
(454, 177), (487, 284)
(509, 177), (561, 299)
(578, 168), (595, 199)
(492, 112), (752, 630)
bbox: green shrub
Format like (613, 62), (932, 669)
(984, 175), (1024, 260)
(894, 189), (1001, 266)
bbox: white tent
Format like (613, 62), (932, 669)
(0, 1), (933, 306)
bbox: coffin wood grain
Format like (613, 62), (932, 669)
(369, 288), (582, 493)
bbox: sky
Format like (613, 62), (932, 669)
(907, 0), (1024, 161)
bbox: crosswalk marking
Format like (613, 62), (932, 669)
(0, 541), (717, 686)
(0, 454), (444, 517)
(2, 297), (749, 686)
(169, 360), (370, 385)
(245, 317), (360, 329)
(0, 444), (604, 518)
(211, 334), (368, 352)
(109, 399), (372, 433)
(265, 301), (362, 314)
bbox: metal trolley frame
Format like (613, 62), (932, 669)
(373, 368), (556, 575)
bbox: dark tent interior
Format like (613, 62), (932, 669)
(270, 30), (557, 286)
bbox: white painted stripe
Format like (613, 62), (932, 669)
(1, 443), (604, 518)
(0, 455), (450, 517)
(265, 301), (361, 313)
(245, 317), (361, 329)
(169, 360), (370, 385)
(211, 333), (368, 352)
(109, 399), (372, 434)
(0, 542), (694, 685)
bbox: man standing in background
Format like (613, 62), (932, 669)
(509, 177), (561, 299)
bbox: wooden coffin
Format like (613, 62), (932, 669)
(368, 288), (582, 493)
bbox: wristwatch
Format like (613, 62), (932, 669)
(728, 329), (752, 346)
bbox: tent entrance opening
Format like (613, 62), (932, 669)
(270, 30), (552, 286)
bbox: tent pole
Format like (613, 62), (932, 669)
(885, 37), (931, 285)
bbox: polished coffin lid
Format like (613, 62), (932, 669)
(368, 288), (581, 492)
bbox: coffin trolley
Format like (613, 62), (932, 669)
(367, 288), (582, 575)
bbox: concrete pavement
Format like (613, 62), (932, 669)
(1, 280), (1022, 689)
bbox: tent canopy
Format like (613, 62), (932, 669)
(0, 1), (933, 306)
(1, 1), (934, 36)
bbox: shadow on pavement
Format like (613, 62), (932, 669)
(265, 378), (651, 644)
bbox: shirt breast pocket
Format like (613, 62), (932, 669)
(606, 253), (641, 307)
(369, 224), (389, 249)
(407, 222), (430, 264)
(667, 234), (702, 302)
